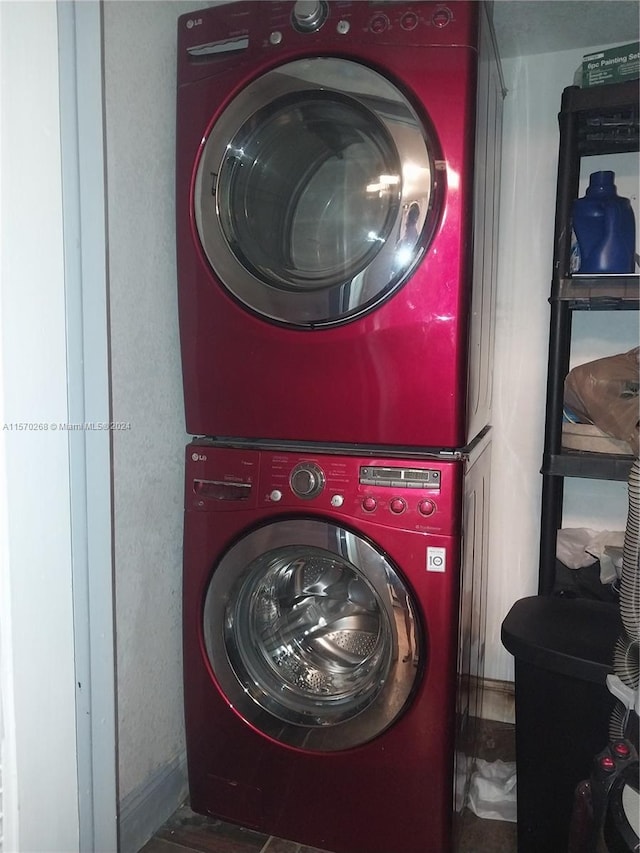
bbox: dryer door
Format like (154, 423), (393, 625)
(203, 518), (422, 751)
(193, 57), (441, 327)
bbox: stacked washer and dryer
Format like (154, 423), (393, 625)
(175, 3), (504, 852)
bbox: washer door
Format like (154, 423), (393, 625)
(203, 519), (422, 751)
(193, 57), (441, 327)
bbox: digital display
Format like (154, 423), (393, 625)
(360, 466), (441, 488)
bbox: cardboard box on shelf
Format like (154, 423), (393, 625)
(581, 42), (639, 88)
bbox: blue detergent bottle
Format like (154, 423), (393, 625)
(571, 171), (636, 274)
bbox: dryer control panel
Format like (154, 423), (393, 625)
(178, 1), (479, 85)
(186, 443), (463, 536)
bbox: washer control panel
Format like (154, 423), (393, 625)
(186, 444), (461, 536)
(261, 454), (452, 532)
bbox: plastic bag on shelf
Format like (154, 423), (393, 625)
(557, 528), (624, 573)
(564, 347), (639, 456)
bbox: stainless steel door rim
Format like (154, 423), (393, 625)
(203, 518), (422, 751)
(193, 57), (439, 327)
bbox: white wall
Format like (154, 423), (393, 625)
(102, 2), (191, 845)
(0, 2), (80, 849)
(486, 46), (637, 682)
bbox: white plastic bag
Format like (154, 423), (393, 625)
(468, 759), (517, 823)
(556, 527), (624, 573)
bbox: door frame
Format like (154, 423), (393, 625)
(57, 2), (118, 850)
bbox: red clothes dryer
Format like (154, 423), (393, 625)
(182, 433), (491, 853)
(176, 1), (503, 448)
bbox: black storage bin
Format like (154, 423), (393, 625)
(501, 596), (622, 853)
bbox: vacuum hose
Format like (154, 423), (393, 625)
(609, 459), (640, 741)
(620, 459), (640, 641)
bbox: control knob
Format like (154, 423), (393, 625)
(291, 0), (328, 32)
(290, 462), (325, 499)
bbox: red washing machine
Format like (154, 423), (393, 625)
(182, 433), (491, 853)
(176, 1), (503, 448)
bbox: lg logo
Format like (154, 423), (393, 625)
(186, 17), (203, 29)
(191, 452), (207, 462)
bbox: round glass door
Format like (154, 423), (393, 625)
(203, 519), (423, 752)
(194, 57), (441, 327)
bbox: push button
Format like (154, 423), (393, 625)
(369, 13), (389, 34)
(362, 496), (377, 512)
(432, 6), (452, 27)
(599, 755), (616, 773)
(418, 499), (436, 517)
(612, 741), (631, 759)
(401, 11), (419, 30)
(390, 498), (406, 514)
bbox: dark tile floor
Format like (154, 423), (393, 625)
(140, 720), (517, 853)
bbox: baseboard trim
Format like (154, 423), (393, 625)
(481, 677), (515, 724)
(118, 750), (188, 853)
